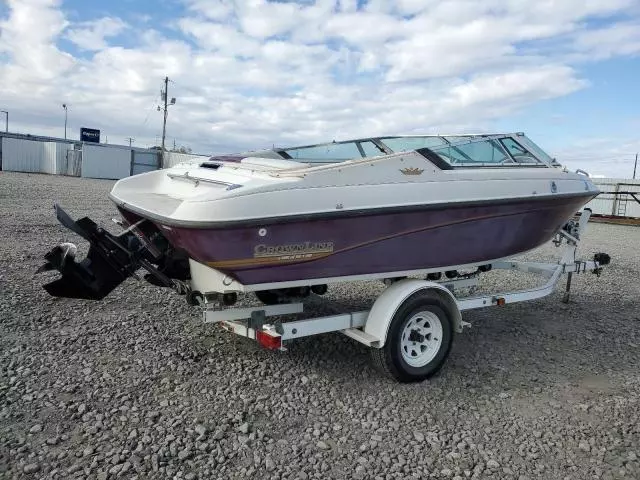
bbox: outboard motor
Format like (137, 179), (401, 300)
(38, 205), (184, 300)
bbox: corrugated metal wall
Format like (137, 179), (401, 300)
(587, 178), (640, 218)
(81, 143), (132, 180)
(1, 137), (45, 172)
(66, 150), (82, 176)
(1, 137), (74, 174)
(42, 142), (73, 175)
(0, 136), (207, 177)
(131, 150), (159, 175)
(57, 143), (74, 175)
(42, 143), (58, 174)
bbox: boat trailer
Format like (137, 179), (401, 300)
(38, 206), (610, 382)
(197, 208), (610, 382)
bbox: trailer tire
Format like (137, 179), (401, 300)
(370, 291), (454, 383)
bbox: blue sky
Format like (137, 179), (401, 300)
(494, 56), (640, 176)
(1, 0), (639, 177)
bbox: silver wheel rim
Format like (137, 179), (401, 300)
(400, 311), (443, 367)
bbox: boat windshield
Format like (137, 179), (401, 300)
(512, 133), (557, 165)
(276, 133), (554, 168)
(430, 138), (512, 165)
(378, 134), (552, 167)
(281, 139), (385, 162)
(380, 136), (448, 151)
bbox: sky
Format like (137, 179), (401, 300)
(1, 0), (639, 178)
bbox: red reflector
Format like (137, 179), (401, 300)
(256, 330), (282, 350)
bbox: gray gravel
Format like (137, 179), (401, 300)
(1, 171), (639, 480)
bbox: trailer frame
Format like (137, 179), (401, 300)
(198, 208), (610, 382)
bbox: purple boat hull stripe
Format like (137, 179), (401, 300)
(122, 193), (594, 285)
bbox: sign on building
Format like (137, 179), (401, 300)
(80, 127), (100, 143)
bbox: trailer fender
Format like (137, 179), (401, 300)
(364, 279), (462, 348)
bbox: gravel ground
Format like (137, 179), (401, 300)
(1, 171), (639, 480)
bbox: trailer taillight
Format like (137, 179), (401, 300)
(256, 330), (282, 350)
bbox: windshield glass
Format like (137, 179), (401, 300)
(431, 138), (511, 165)
(380, 136), (448, 152)
(513, 134), (555, 165)
(499, 137), (541, 164)
(282, 140), (383, 162)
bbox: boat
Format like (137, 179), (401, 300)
(38, 132), (600, 305)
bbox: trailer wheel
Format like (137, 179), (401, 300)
(371, 291), (453, 383)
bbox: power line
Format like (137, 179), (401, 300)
(166, 79), (202, 97)
(160, 76), (168, 168)
(559, 156), (640, 162)
(141, 93), (160, 128)
(556, 152), (640, 158)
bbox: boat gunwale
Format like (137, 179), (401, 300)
(111, 190), (598, 230)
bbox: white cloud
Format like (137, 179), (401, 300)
(184, 0), (235, 21)
(66, 17), (128, 51)
(447, 66), (587, 110)
(0, 0), (638, 179)
(0, 0), (74, 85)
(572, 21), (640, 60)
(237, 1), (301, 39)
(178, 18), (260, 55)
(324, 12), (405, 46)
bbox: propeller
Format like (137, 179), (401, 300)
(36, 242), (78, 273)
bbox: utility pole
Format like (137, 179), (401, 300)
(126, 137), (135, 147)
(160, 76), (168, 168)
(634, 153), (638, 180)
(158, 76), (177, 168)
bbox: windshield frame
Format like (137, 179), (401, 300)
(376, 134), (554, 168)
(270, 133), (555, 169)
